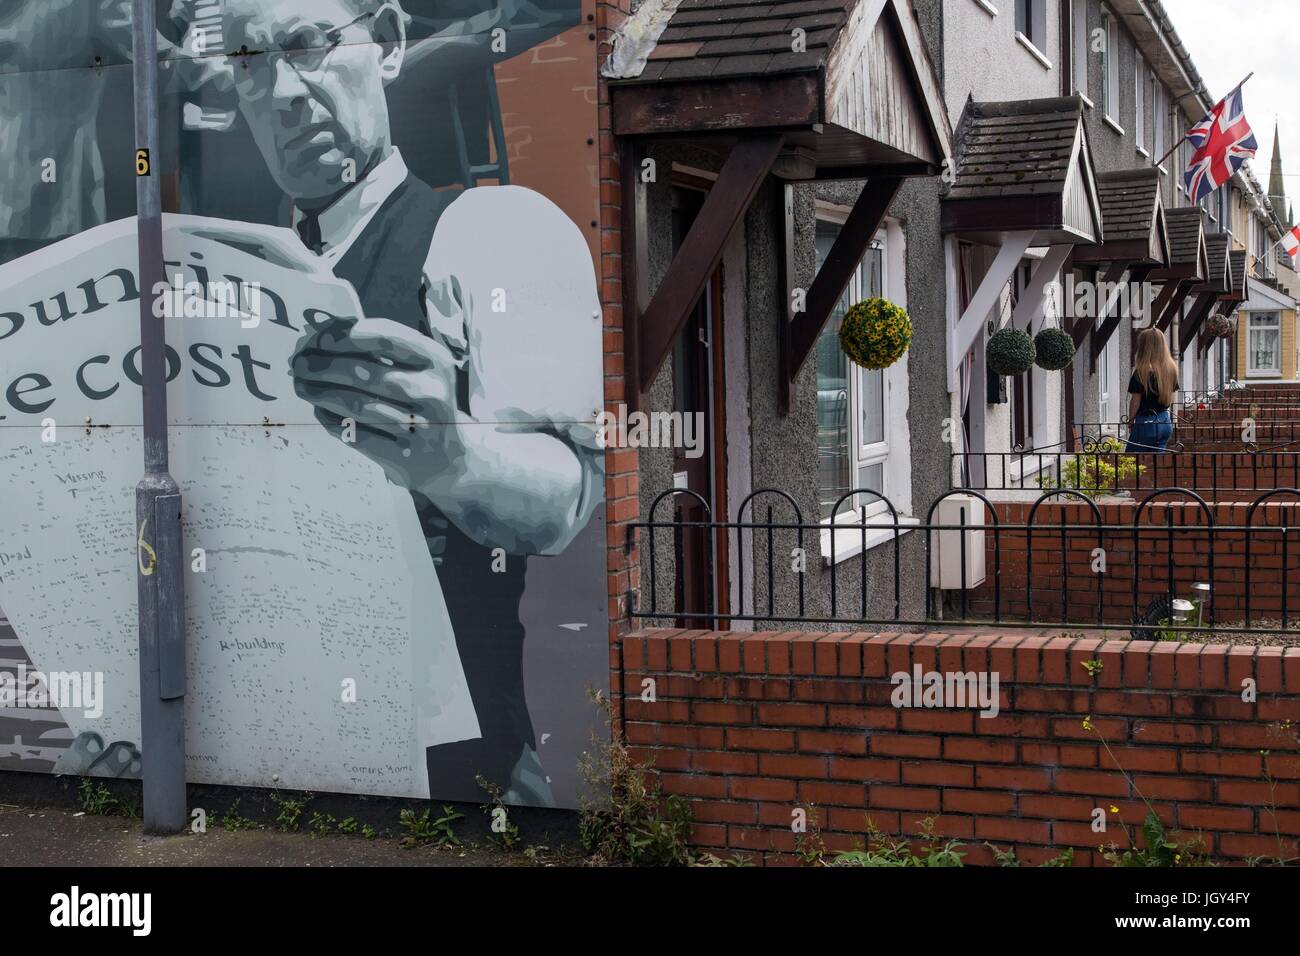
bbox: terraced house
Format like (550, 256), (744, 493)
(602, 0), (1300, 864)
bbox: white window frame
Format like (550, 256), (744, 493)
(1179, 137), (1191, 197)
(1134, 56), (1148, 156)
(1015, 0), (1050, 67)
(814, 206), (917, 562)
(1153, 81), (1167, 172)
(1102, 12), (1121, 125)
(1248, 311), (1283, 376)
(1071, 0), (1090, 102)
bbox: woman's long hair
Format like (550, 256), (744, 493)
(1133, 328), (1179, 406)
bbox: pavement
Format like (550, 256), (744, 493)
(0, 802), (578, 867)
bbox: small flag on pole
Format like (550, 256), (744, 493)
(1184, 85), (1258, 203)
(1281, 224), (1300, 261)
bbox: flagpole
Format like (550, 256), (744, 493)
(1152, 72), (1255, 170)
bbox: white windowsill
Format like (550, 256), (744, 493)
(972, 0), (998, 17)
(821, 515), (919, 567)
(1015, 32), (1052, 70)
(1103, 115), (1125, 135)
(1136, 145), (1150, 158)
(1076, 92), (1095, 109)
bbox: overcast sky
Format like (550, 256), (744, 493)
(1164, 0), (1295, 210)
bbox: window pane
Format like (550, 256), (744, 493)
(1100, 14), (1109, 110)
(1072, 0), (1087, 93)
(1251, 329), (1280, 370)
(815, 221), (852, 519)
(857, 462), (884, 497)
(861, 367), (884, 446)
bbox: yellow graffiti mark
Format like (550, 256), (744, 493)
(138, 516), (157, 577)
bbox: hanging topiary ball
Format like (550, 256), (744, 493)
(986, 328), (1036, 376)
(838, 297), (913, 370)
(1033, 327), (1075, 371)
(1205, 313), (1234, 339)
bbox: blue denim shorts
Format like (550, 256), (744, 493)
(1125, 410), (1172, 454)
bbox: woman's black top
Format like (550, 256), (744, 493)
(1128, 373), (1175, 416)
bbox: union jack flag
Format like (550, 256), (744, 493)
(1183, 87), (1257, 204)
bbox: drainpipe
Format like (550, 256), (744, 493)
(132, 0), (187, 835)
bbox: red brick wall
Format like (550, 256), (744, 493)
(597, 0), (639, 716)
(1123, 453), (1300, 495)
(966, 499), (1300, 624)
(621, 628), (1300, 866)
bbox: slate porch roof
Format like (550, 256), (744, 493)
(605, 0), (952, 177)
(1151, 207), (1208, 281)
(1073, 168), (1169, 266)
(624, 0), (856, 84)
(940, 95), (1103, 245)
(1228, 250), (1250, 302)
(1201, 232), (1231, 292)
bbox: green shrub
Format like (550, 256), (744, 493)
(1038, 437), (1143, 497)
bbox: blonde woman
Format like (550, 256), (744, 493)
(1126, 329), (1180, 453)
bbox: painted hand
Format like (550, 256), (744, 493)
(290, 315), (467, 494)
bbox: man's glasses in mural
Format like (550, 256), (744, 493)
(230, 11), (377, 89)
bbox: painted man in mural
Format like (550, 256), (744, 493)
(221, 0), (602, 805)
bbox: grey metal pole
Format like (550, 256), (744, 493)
(132, 0), (187, 835)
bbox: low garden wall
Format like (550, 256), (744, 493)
(968, 499), (1300, 625)
(618, 628), (1300, 866)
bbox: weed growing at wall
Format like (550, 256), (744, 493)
(831, 818), (965, 867)
(1259, 721), (1300, 866)
(578, 689), (695, 866)
(77, 778), (134, 817)
(398, 806), (463, 848)
(477, 775), (522, 851)
(269, 791), (311, 831)
(219, 800), (257, 832)
(1082, 717), (1212, 865)
(990, 846), (1075, 868)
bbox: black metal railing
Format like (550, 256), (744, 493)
(628, 486), (1300, 638)
(954, 446), (1300, 494)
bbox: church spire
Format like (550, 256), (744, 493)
(1269, 120), (1289, 224)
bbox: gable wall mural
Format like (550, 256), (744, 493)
(0, 0), (608, 809)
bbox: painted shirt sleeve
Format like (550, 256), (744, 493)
(420, 185), (605, 527)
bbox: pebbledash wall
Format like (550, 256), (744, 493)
(617, 628), (1300, 865)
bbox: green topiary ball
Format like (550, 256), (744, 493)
(986, 328), (1036, 376)
(1033, 327), (1075, 371)
(838, 298), (913, 370)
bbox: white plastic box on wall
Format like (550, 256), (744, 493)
(929, 495), (987, 590)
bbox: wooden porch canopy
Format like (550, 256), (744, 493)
(1177, 231), (1231, 354)
(1195, 249), (1251, 355)
(941, 96), (1104, 392)
(1148, 207), (1209, 336)
(1069, 168), (1170, 370)
(607, 0), (952, 411)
